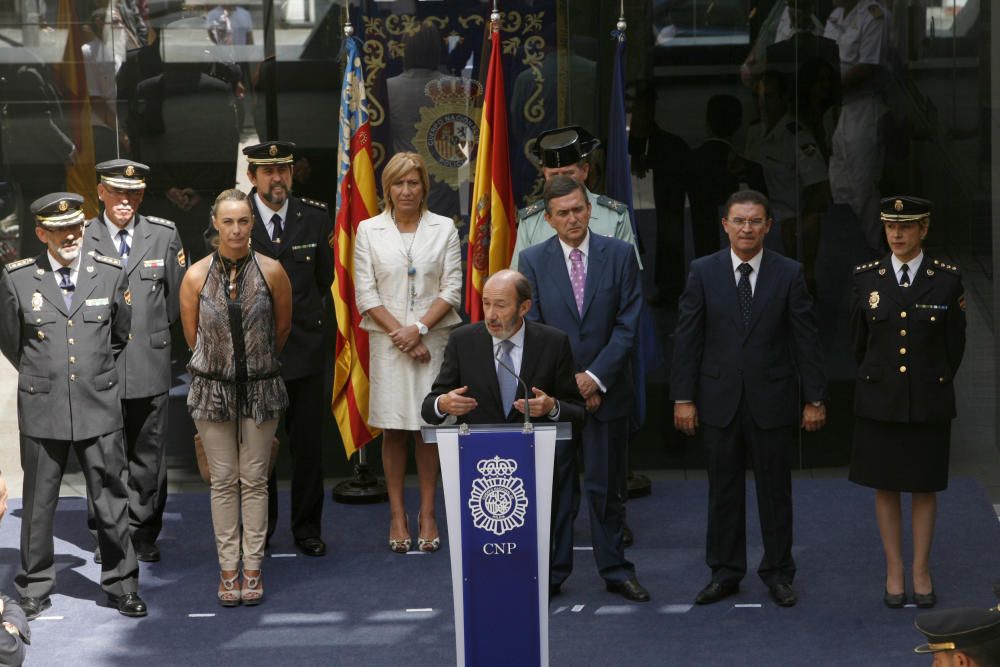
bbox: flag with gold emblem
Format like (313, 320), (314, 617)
(465, 13), (515, 321)
(332, 35), (381, 458)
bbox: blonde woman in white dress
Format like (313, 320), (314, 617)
(354, 152), (462, 553)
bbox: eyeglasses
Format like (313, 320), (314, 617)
(726, 217), (767, 228)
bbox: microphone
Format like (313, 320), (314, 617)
(495, 345), (532, 430)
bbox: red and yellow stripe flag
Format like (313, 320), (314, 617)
(465, 16), (515, 321)
(54, 0), (99, 217)
(332, 36), (381, 458)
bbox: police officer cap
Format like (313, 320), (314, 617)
(96, 159), (149, 190)
(243, 141), (296, 166)
(881, 195), (932, 223)
(914, 607), (1000, 655)
(531, 126), (600, 168)
(30, 192), (86, 229)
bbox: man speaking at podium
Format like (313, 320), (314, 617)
(421, 270), (584, 429)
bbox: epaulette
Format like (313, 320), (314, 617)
(518, 200), (544, 220)
(300, 197), (328, 211)
(146, 215), (175, 229)
(854, 260), (880, 274)
(4, 257), (35, 272)
(596, 195), (626, 215)
(93, 254), (123, 268)
(930, 258), (960, 275)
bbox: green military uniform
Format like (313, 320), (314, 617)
(512, 189), (640, 270)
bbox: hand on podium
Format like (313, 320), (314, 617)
(514, 387), (555, 418)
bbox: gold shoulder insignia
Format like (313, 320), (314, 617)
(596, 195), (626, 215)
(868, 4), (884, 19)
(94, 254), (123, 268)
(146, 215), (176, 228)
(854, 262), (878, 274)
(518, 200), (544, 220)
(932, 259), (960, 275)
(4, 257), (36, 272)
(301, 197), (328, 211)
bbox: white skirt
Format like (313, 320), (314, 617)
(367, 327), (450, 431)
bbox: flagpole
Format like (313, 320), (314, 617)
(332, 9), (387, 504)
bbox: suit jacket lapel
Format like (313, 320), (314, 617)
(520, 321), (539, 402)
(126, 217), (153, 276)
(545, 238), (580, 322)
(68, 258), (100, 316)
(716, 250), (741, 330)
(86, 217), (120, 260)
(580, 234), (606, 319)
(904, 259), (935, 304)
(279, 198), (304, 255)
(476, 325), (504, 416)
(33, 260), (68, 316)
(746, 250), (778, 337)
(248, 191), (278, 256)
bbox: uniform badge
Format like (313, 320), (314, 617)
(35, 268), (44, 276)
(878, 267), (886, 276)
(927, 268), (935, 276)
(124, 289), (132, 306)
(31, 292), (43, 311)
(124, 164), (135, 177)
(58, 200), (68, 212)
(268, 144), (279, 157)
(177, 249), (186, 267)
(468, 456), (528, 537)
(86, 265), (94, 273)
(869, 291), (880, 309)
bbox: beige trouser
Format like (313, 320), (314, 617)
(195, 418), (278, 570)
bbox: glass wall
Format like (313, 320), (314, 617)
(0, 0), (994, 473)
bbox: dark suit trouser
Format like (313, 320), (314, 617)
(17, 432), (140, 599)
(703, 396), (796, 587)
(267, 372), (325, 541)
(550, 415), (634, 585)
(87, 393), (169, 545)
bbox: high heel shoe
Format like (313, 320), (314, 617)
(241, 570), (263, 606)
(389, 513), (411, 554)
(417, 514), (441, 553)
(218, 571), (240, 607)
(914, 590), (936, 608)
(883, 589), (906, 609)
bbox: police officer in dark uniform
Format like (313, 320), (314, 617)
(850, 196), (966, 609)
(207, 141), (334, 556)
(0, 193), (147, 619)
(85, 159), (186, 563)
(914, 607), (1000, 665)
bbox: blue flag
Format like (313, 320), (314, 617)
(606, 29), (640, 249)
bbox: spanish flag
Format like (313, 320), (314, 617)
(465, 16), (515, 321)
(54, 0), (99, 217)
(332, 36), (381, 458)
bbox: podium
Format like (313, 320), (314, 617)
(422, 422), (572, 667)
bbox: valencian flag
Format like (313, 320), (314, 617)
(54, 0), (99, 217)
(332, 34), (381, 458)
(465, 12), (515, 321)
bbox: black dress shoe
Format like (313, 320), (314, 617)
(606, 578), (651, 602)
(769, 582), (798, 607)
(295, 537), (327, 557)
(108, 592), (148, 617)
(18, 597), (51, 621)
(883, 589), (906, 608)
(134, 541), (160, 563)
(695, 581), (739, 605)
(93, 547), (102, 564)
(914, 590), (937, 608)
(622, 523), (634, 548)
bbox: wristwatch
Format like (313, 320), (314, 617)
(547, 400), (560, 419)
(415, 320), (429, 336)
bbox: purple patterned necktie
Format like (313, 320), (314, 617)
(570, 248), (586, 315)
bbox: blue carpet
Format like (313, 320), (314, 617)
(3, 477), (998, 666)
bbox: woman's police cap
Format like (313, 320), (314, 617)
(914, 607), (1000, 654)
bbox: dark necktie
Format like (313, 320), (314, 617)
(117, 229), (130, 267)
(737, 263), (753, 327)
(899, 263), (910, 287)
(497, 339), (517, 416)
(271, 213), (283, 243)
(58, 267), (74, 309)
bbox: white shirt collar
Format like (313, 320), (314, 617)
(255, 192), (290, 223)
(492, 318), (526, 351)
(47, 249), (82, 275)
(104, 213), (135, 241)
(558, 231), (591, 264)
(730, 248), (764, 274)
(891, 251), (924, 277)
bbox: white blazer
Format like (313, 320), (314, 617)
(354, 209), (463, 332)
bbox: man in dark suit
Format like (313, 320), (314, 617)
(671, 189), (827, 608)
(421, 269), (584, 428)
(518, 175), (649, 602)
(207, 141), (334, 556)
(84, 159), (186, 564)
(0, 193), (147, 619)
